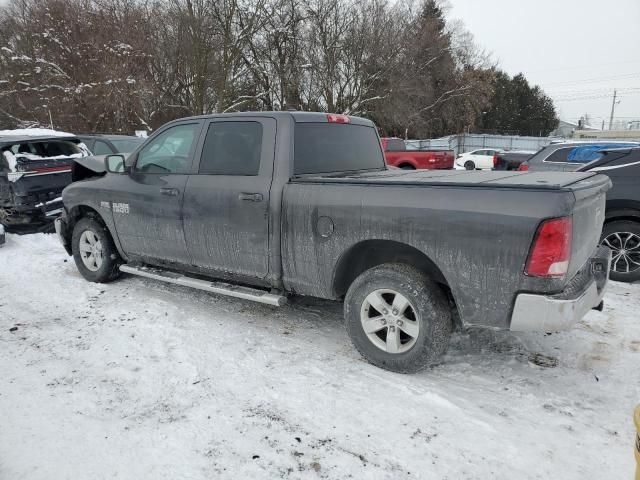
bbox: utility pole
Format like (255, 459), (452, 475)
(608, 89), (618, 130)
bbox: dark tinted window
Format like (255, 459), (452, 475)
(566, 144), (637, 163)
(385, 139), (405, 151)
(545, 147), (574, 163)
(93, 140), (113, 155)
(199, 122), (263, 175)
(294, 123), (385, 175)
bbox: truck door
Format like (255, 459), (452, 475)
(182, 117), (275, 279)
(110, 121), (203, 264)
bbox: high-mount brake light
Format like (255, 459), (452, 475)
(326, 114), (350, 124)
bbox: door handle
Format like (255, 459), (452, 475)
(160, 187), (180, 197)
(238, 192), (263, 202)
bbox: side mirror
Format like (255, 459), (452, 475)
(105, 154), (126, 173)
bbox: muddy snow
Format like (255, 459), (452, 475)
(1, 233), (638, 479)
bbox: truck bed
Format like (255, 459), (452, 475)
(293, 169), (604, 190)
(284, 169), (610, 329)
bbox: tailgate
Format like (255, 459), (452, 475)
(5, 170), (72, 210)
(566, 174), (611, 279)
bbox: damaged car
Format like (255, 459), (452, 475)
(0, 130), (90, 232)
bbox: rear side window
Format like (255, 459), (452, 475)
(294, 123), (385, 175)
(111, 138), (144, 153)
(199, 122), (263, 175)
(567, 144), (636, 163)
(385, 139), (405, 151)
(545, 147), (574, 163)
(93, 140), (113, 155)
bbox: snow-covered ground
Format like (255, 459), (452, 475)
(1, 233), (638, 479)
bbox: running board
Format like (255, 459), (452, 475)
(119, 264), (287, 307)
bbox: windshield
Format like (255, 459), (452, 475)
(294, 123), (386, 175)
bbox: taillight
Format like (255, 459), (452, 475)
(518, 164), (529, 171)
(493, 155), (498, 167)
(326, 114), (350, 124)
(525, 217), (573, 278)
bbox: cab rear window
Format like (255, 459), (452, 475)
(294, 123), (385, 175)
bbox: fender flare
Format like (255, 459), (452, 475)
(65, 203), (128, 261)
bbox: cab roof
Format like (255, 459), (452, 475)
(173, 111), (376, 127)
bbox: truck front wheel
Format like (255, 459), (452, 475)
(344, 263), (452, 373)
(71, 217), (122, 283)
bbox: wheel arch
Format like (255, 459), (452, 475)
(604, 206), (640, 225)
(391, 156), (416, 168)
(332, 240), (450, 299)
(65, 204), (124, 258)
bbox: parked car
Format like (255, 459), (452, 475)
(493, 150), (536, 171)
(381, 137), (454, 170)
(518, 141), (639, 172)
(77, 134), (145, 155)
(454, 149), (502, 170)
(56, 112), (610, 373)
(0, 130), (90, 231)
(571, 147), (640, 282)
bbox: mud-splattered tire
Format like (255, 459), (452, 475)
(72, 216), (121, 283)
(344, 263), (452, 373)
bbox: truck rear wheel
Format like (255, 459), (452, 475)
(72, 216), (122, 283)
(344, 263), (452, 373)
(601, 220), (640, 282)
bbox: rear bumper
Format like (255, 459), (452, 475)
(510, 246), (611, 332)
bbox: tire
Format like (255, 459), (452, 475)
(464, 161), (475, 170)
(344, 263), (452, 373)
(399, 164), (415, 170)
(600, 220), (640, 283)
(71, 216), (122, 283)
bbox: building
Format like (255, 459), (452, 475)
(552, 119), (600, 138)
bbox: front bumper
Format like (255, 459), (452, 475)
(510, 246), (611, 332)
(54, 214), (72, 255)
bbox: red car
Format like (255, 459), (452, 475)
(381, 137), (454, 170)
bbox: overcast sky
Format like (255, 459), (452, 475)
(447, 0), (640, 128)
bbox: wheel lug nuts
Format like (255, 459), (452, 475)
(381, 319), (387, 325)
(382, 309), (388, 314)
(397, 320), (403, 326)
(389, 326), (396, 332)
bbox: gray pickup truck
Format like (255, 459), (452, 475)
(55, 112), (611, 372)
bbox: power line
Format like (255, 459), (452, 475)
(542, 72), (640, 88)
(526, 60), (640, 74)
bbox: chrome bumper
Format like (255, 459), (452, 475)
(510, 247), (611, 332)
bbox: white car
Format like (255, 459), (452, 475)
(454, 149), (502, 170)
